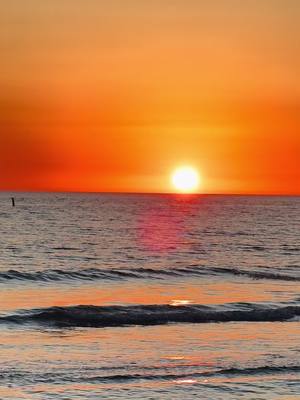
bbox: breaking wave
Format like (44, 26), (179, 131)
(1, 301), (299, 328)
(0, 265), (299, 283)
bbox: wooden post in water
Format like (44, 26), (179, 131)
(11, 197), (15, 207)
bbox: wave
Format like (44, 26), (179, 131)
(1, 365), (299, 385)
(74, 365), (300, 382)
(0, 265), (299, 283)
(206, 267), (300, 281)
(1, 301), (299, 328)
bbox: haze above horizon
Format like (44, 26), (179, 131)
(1, 1), (299, 194)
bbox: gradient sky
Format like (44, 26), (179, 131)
(1, 0), (299, 193)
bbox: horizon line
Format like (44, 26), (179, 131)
(0, 189), (299, 197)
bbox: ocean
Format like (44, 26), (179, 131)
(0, 193), (299, 399)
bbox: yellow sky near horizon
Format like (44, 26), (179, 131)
(0, 0), (299, 193)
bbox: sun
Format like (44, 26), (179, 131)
(171, 166), (200, 193)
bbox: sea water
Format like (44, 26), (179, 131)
(0, 193), (299, 399)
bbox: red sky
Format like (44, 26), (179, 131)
(1, 0), (299, 194)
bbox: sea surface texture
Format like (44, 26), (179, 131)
(0, 193), (299, 399)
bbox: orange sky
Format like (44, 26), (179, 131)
(1, 0), (299, 194)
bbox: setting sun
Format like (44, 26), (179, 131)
(171, 166), (200, 193)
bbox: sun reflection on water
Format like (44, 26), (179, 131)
(170, 299), (192, 306)
(174, 379), (198, 384)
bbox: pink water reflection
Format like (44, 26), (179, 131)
(137, 195), (200, 253)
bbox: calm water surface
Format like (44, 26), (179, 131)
(0, 194), (299, 399)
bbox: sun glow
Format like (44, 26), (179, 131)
(171, 166), (200, 193)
